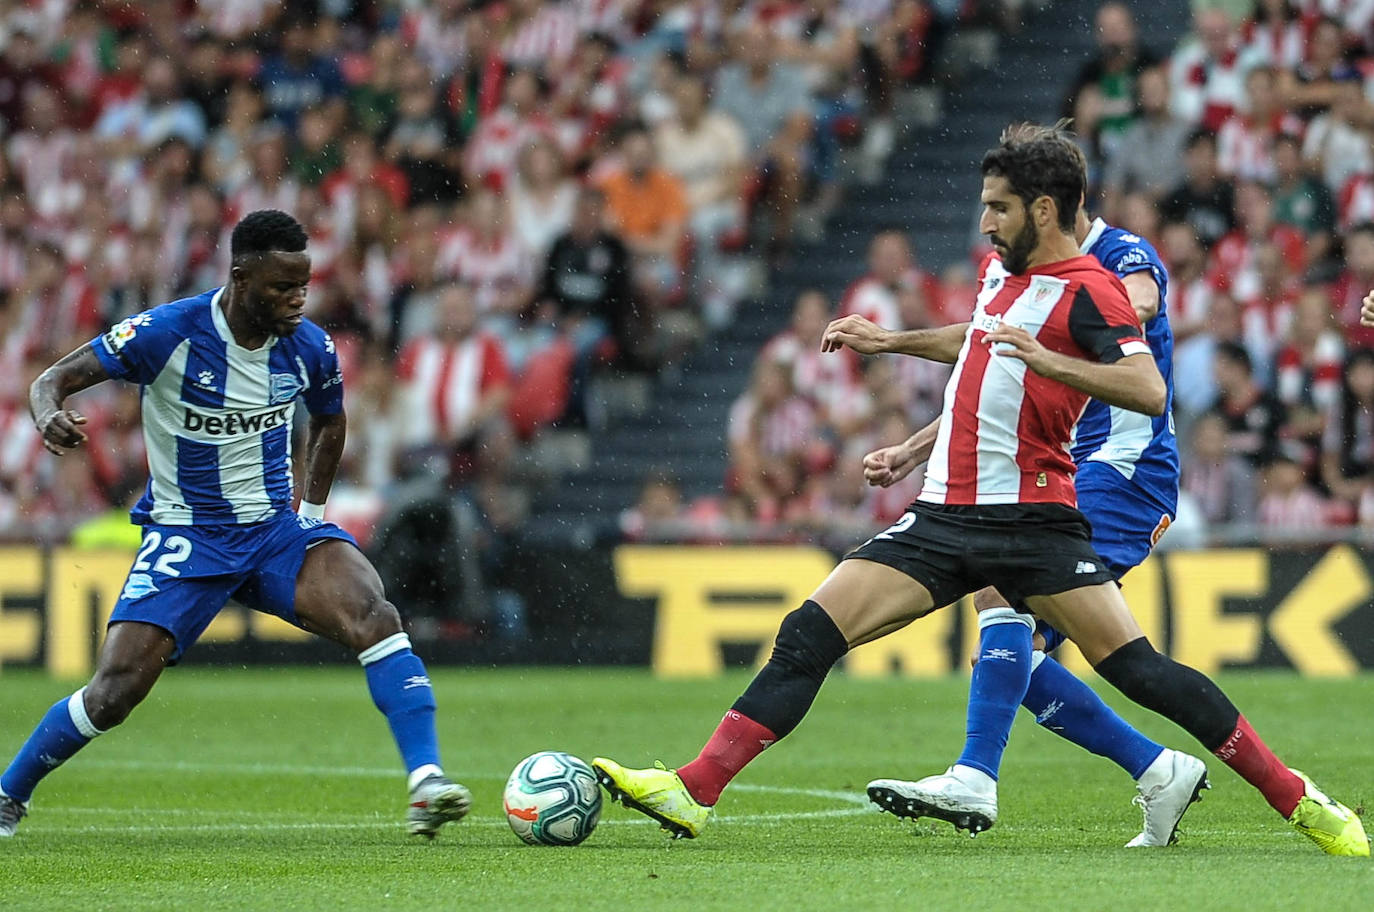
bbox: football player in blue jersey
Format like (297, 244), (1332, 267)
(0, 211), (470, 840)
(820, 207), (1207, 846)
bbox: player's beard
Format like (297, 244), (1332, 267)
(995, 220), (1039, 275)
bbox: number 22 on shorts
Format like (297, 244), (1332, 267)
(132, 530), (194, 577)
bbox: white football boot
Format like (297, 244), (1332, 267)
(868, 765), (998, 835)
(0, 792), (27, 837)
(406, 773), (472, 838)
(1126, 749), (1210, 847)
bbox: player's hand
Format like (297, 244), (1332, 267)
(821, 314), (892, 354)
(1362, 290), (1374, 327)
(985, 324), (1055, 373)
(862, 442), (919, 487)
(36, 408), (88, 455)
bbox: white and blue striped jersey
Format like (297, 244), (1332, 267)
(1072, 218), (1179, 514)
(90, 287), (343, 526)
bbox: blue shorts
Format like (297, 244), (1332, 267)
(1038, 462), (1175, 654)
(109, 511), (357, 660)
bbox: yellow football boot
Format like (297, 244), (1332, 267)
(592, 757), (713, 839)
(1287, 770), (1369, 857)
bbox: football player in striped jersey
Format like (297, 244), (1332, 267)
(0, 211), (469, 840)
(593, 125), (1366, 856)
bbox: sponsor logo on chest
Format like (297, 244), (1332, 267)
(183, 404), (292, 437)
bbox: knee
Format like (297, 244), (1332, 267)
(973, 588), (1010, 613)
(770, 601), (849, 680)
(1091, 636), (1160, 697)
(83, 669), (152, 730)
(347, 597), (404, 654)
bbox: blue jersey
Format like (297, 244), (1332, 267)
(91, 287), (344, 526)
(1071, 219), (1179, 515)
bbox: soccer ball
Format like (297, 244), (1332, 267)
(503, 751), (603, 846)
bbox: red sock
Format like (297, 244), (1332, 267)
(1213, 715), (1305, 817)
(676, 710), (777, 807)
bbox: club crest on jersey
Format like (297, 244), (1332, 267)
(269, 372), (303, 404)
(121, 573), (159, 601)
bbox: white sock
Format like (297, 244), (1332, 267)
(407, 763), (444, 791)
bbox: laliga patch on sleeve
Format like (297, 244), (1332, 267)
(103, 312), (152, 353)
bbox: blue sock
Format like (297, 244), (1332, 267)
(1, 689), (104, 804)
(360, 633), (442, 783)
(1021, 651), (1164, 779)
(956, 612), (1034, 780)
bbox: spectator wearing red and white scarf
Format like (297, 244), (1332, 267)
(1275, 287), (1346, 414)
(1170, 7), (1268, 130)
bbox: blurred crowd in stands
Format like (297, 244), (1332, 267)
(0, 0), (963, 554)
(12, 0), (1374, 601)
(626, 0), (1374, 545)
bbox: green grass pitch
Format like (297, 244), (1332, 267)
(2, 668), (1371, 911)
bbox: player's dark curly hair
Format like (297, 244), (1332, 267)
(981, 121), (1085, 232)
(230, 210), (307, 260)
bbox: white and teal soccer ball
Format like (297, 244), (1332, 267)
(503, 751), (602, 846)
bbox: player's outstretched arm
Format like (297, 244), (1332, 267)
(29, 343), (110, 455)
(984, 325), (1166, 417)
(821, 314), (969, 363)
(300, 412), (346, 509)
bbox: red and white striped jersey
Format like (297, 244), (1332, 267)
(395, 332), (511, 447)
(503, 4), (580, 69)
(920, 254), (1148, 508)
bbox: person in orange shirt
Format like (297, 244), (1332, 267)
(597, 123), (688, 303)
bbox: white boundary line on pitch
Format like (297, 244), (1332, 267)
(33, 806), (875, 835)
(36, 759), (875, 832)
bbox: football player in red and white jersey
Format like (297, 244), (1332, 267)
(591, 123), (1367, 856)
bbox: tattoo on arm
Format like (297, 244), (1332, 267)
(29, 344), (109, 423)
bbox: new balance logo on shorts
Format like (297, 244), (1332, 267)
(1075, 560), (1098, 574)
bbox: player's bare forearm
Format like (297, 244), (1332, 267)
(1033, 351), (1166, 416)
(30, 344), (110, 455)
(908, 416), (941, 464)
(822, 315), (968, 362)
(886, 323), (968, 363)
(302, 412), (346, 504)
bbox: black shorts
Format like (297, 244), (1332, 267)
(845, 501), (1117, 607)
